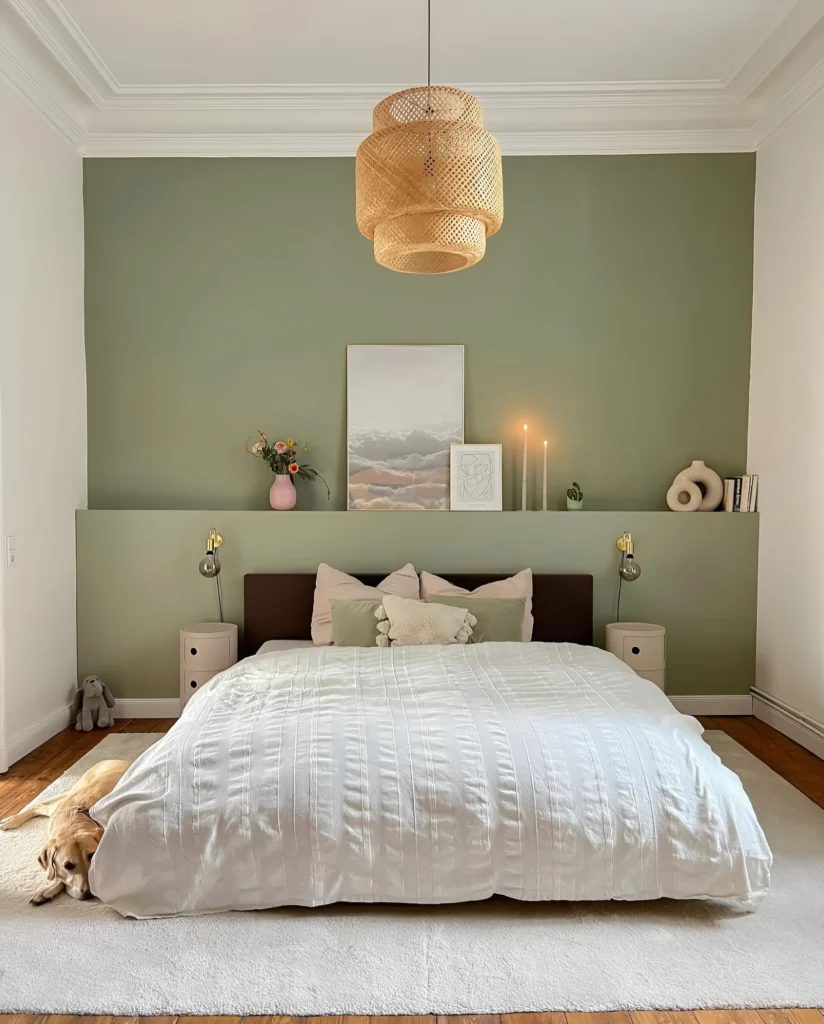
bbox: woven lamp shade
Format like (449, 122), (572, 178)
(356, 86), (503, 274)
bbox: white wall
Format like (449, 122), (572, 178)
(749, 90), (824, 729)
(0, 81), (87, 767)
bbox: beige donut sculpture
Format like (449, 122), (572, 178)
(667, 460), (723, 512)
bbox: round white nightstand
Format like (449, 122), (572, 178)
(180, 623), (238, 707)
(605, 622), (666, 692)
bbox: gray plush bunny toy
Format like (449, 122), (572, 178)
(73, 675), (116, 731)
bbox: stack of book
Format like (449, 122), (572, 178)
(723, 475), (758, 512)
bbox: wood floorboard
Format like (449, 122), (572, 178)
(631, 1015), (698, 1024)
(502, 1016), (566, 1024)
(239, 1019), (300, 1024)
(0, 729), (109, 818)
(711, 717), (824, 809)
(436, 1017), (497, 1024)
(122, 718), (164, 733)
(239, 1019), (303, 1024)
(3, 719), (822, 1022)
(178, 1018), (243, 1024)
(568, 1014), (631, 1024)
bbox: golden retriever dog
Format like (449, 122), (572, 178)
(0, 759), (128, 904)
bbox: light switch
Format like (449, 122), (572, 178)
(5, 537), (16, 567)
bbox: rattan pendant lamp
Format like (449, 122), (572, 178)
(355, 1), (503, 274)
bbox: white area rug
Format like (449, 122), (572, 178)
(0, 731), (822, 1014)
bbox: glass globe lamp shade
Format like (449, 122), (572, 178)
(198, 552), (221, 579)
(618, 554), (641, 582)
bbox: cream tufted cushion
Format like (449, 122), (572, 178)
(376, 594), (476, 647)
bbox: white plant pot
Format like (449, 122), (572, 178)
(567, 497), (584, 511)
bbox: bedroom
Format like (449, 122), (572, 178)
(1, 0), (823, 1017)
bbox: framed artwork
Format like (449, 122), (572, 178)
(347, 345), (464, 510)
(449, 444), (502, 511)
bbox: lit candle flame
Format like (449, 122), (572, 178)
(523, 423), (528, 431)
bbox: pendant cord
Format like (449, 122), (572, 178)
(427, 0), (431, 91)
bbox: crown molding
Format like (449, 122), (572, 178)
(0, 0), (87, 148)
(5, 0), (114, 104)
(724, 0), (824, 98)
(83, 127), (757, 160)
(2, 0), (822, 157)
(751, 55), (824, 147)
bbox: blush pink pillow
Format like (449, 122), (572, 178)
(311, 563), (419, 645)
(419, 568), (534, 642)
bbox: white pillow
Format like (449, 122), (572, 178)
(376, 594), (476, 647)
(311, 563), (419, 645)
(419, 569), (534, 641)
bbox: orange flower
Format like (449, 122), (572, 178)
(288, 462), (299, 474)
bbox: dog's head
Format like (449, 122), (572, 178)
(82, 676), (104, 699)
(37, 811), (102, 900)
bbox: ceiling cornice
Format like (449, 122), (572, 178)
(84, 128), (758, 160)
(0, 0), (88, 147)
(2, 0), (822, 157)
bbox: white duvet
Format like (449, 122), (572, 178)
(90, 643), (771, 918)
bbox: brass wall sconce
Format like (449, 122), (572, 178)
(198, 527), (224, 622)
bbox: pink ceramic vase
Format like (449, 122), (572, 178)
(269, 473), (297, 510)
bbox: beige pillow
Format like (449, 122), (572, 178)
(311, 563), (419, 645)
(419, 569), (534, 641)
(376, 594), (476, 647)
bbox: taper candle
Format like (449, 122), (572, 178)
(522, 424), (528, 511)
(542, 440), (548, 511)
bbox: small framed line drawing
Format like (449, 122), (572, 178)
(449, 444), (503, 511)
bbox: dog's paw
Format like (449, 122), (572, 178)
(0, 817), (16, 831)
(29, 891), (52, 905)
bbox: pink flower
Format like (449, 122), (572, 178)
(274, 441), (287, 453)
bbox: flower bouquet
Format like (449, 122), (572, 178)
(247, 432), (329, 509)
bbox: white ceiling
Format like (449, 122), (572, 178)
(58, 0), (797, 87)
(2, 0), (824, 155)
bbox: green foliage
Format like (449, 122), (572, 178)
(566, 481), (584, 501)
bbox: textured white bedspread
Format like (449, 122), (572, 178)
(90, 643), (771, 918)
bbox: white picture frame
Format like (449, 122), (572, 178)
(449, 443), (503, 511)
(347, 345), (464, 510)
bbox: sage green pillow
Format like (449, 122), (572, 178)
(428, 596), (526, 643)
(330, 598), (380, 647)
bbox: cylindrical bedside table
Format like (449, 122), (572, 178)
(180, 623), (238, 707)
(605, 622), (666, 692)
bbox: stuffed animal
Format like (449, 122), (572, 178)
(73, 676), (116, 731)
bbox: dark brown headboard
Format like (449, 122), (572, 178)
(243, 573), (593, 656)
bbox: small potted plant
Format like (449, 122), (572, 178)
(566, 481), (584, 511)
(247, 432), (329, 510)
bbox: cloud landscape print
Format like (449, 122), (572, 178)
(348, 346), (464, 510)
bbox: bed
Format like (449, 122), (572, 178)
(89, 572), (771, 918)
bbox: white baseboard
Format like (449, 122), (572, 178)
(752, 687), (824, 760)
(669, 694), (753, 716)
(7, 703), (74, 768)
(114, 698), (181, 719)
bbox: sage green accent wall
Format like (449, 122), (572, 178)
(83, 156), (755, 512)
(76, 510), (758, 700)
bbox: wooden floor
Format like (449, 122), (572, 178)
(2, 716), (824, 1024)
